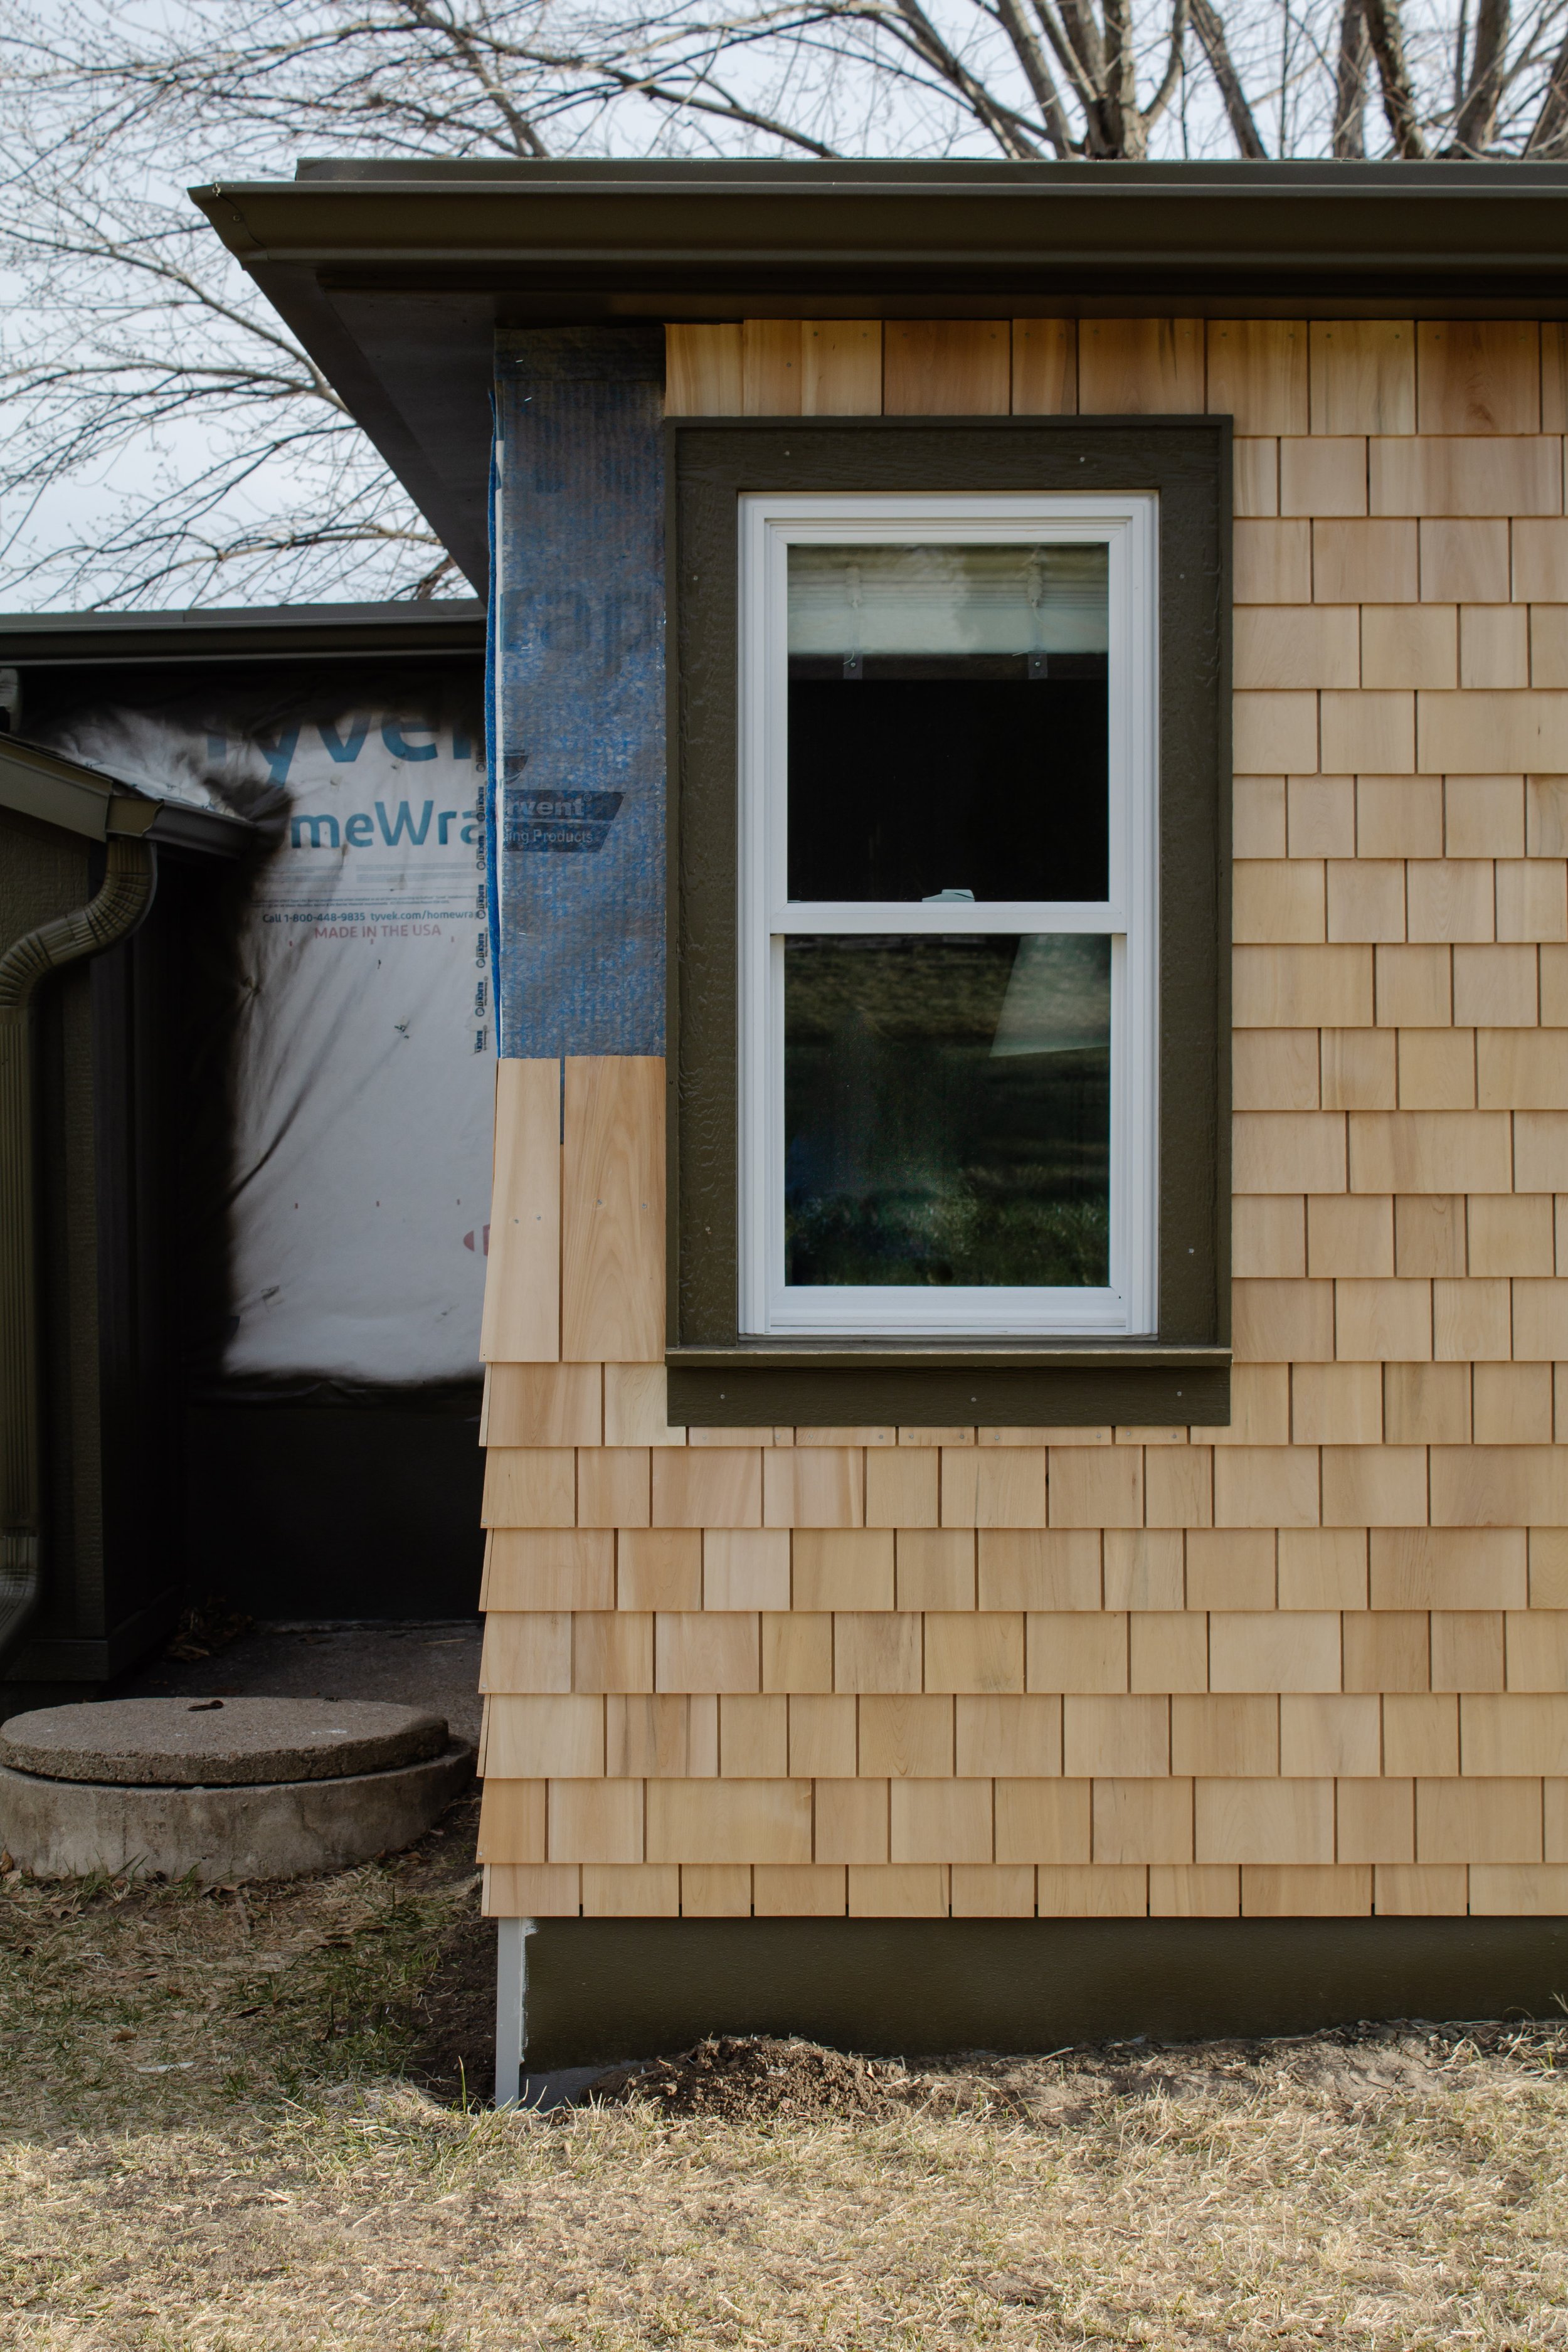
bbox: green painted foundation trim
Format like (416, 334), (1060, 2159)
(521, 1917), (1568, 2070)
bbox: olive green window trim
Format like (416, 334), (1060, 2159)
(666, 418), (1231, 1429)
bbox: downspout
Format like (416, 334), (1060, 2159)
(0, 834), (156, 1675)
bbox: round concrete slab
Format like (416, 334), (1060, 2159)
(0, 1741), (475, 1882)
(0, 1697), (448, 1788)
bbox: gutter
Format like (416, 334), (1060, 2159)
(0, 739), (253, 1676)
(0, 598), (485, 669)
(0, 736), (255, 861)
(190, 158), (1568, 308)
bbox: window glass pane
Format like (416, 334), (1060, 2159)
(787, 543), (1108, 903)
(784, 933), (1110, 1288)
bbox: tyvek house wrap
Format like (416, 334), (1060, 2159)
(40, 679), (494, 1383)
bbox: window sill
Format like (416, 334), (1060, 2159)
(665, 1342), (1231, 1429)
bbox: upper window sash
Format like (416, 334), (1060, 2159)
(748, 495), (1148, 925)
(738, 490), (1159, 1342)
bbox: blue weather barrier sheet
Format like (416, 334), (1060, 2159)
(490, 326), (666, 1059)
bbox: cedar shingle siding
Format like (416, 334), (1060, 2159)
(478, 316), (1568, 1924)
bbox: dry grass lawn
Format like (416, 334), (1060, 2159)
(4, 1804), (1568, 2348)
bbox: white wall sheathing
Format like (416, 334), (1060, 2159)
(45, 683), (494, 1382)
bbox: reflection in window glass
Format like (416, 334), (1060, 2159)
(787, 543), (1109, 903)
(784, 933), (1110, 1288)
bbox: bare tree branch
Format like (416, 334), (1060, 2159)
(1332, 0), (1369, 150)
(886, 0), (1049, 152)
(1145, 0), (1192, 128)
(1363, 0), (1430, 152)
(386, 0), (551, 152)
(1190, 0), (1270, 153)
(1527, 19), (1568, 143)
(1450, 0), (1511, 144)
(6, 0), (1567, 610)
(1099, 0), (1147, 151)
(1024, 0), (1113, 149)
(1053, 0), (1110, 100)
(986, 0), (1078, 151)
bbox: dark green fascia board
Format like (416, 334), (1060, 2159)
(0, 736), (255, 861)
(0, 599), (485, 667)
(191, 159), (1568, 310)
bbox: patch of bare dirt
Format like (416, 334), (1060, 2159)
(581, 2016), (1568, 2127)
(403, 1901), (493, 2102)
(595, 2033), (913, 2119)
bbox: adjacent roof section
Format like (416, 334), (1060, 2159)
(190, 159), (1568, 590)
(0, 734), (257, 859)
(0, 599), (485, 667)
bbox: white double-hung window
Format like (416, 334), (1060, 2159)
(738, 491), (1159, 1339)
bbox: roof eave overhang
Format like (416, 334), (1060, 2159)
(0, 599), (486, 668)
(194, 161), (1568, 307)
(189, 160), (1568, 593)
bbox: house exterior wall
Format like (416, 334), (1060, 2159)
(479, 314), (1568, 1926)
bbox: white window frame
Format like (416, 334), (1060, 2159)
(738, 490), (1159, 1339)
